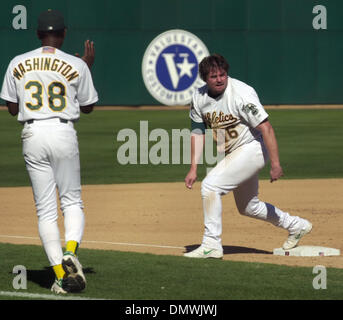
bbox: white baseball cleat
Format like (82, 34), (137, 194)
(51, 279), (67, 294)
(184, 246), (223, 259)
(62, 252), (86, 292)
(283, 221), (313, 250)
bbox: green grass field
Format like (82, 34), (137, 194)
(0, 108), (343, 302)
(1, 243), (343, 301)
(0, 109), (343, 187)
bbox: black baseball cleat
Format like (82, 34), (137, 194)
(62, 251), (86, 292)
(62, 275), (86, 293)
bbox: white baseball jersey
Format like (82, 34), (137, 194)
(1, 46), (98, 122)
(190, 76), (268, 154)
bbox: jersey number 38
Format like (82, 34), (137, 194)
(25, 80), (66, 112)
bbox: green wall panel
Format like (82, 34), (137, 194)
(280, 33), (317, 104)
(317, 32), (343, 102)
(0, 0), (342, 105)
(248, 0), (283, 31)
(214, 0), (247, 30)
(283, 0), (317, 31)
(246, 32), (284, 102)
(141, 0), (177, 30)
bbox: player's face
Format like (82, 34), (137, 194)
(206, 68), (228, 98)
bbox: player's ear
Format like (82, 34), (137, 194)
(63, 28), (67, 38)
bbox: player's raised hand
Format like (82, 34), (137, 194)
(82, 40), (95, 68)
(75, 40), (95, 69)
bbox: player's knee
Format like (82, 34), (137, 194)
(237, 203), (248, 215)
(37, 207), (58, 222)
(202, 173), (226, 194)
(61, 203), (84, 216)
(201, 179), (213, 197)
(60, 192), (83, 211)
(237, 198), (261, 217)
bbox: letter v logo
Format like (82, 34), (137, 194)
(162, 53), (196, 89)
(162, 53), (179, 89)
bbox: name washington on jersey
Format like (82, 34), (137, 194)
(13, 57), (79, 82)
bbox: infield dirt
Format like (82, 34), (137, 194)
(1, 179), (343, 269)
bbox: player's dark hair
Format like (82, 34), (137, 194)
(37, 29), (65, 40)
(199, 54), (230, 81)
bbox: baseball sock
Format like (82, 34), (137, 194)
(53, 264), (65, 280)
(65, 240), (79, 255)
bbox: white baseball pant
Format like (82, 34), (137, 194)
(21, 118), (85, 266)
(201, 138), (305, 251)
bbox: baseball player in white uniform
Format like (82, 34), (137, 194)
(184, 54), (312, 258)
(1, 10), (98, 293)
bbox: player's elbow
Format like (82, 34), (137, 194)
(6, 102), (19, 116)
(8, 109), (18, 116)
(80, 104), (95, 114)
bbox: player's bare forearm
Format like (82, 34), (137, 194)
(256, 120), (283, 182)
(185, 133), (205, 189)
(191, 133), (205, 168)
(260, 124), (280, 166)
(6, 101), (19, 116)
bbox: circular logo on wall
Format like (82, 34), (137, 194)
(142, 29), (209, 106)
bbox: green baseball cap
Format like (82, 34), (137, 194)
(37, 9), (66, 31)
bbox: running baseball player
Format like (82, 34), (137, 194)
(1, 9), (98, 293)
(184, 54), (312, 258)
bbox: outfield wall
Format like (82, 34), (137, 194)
(0, 0), (342, 106)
